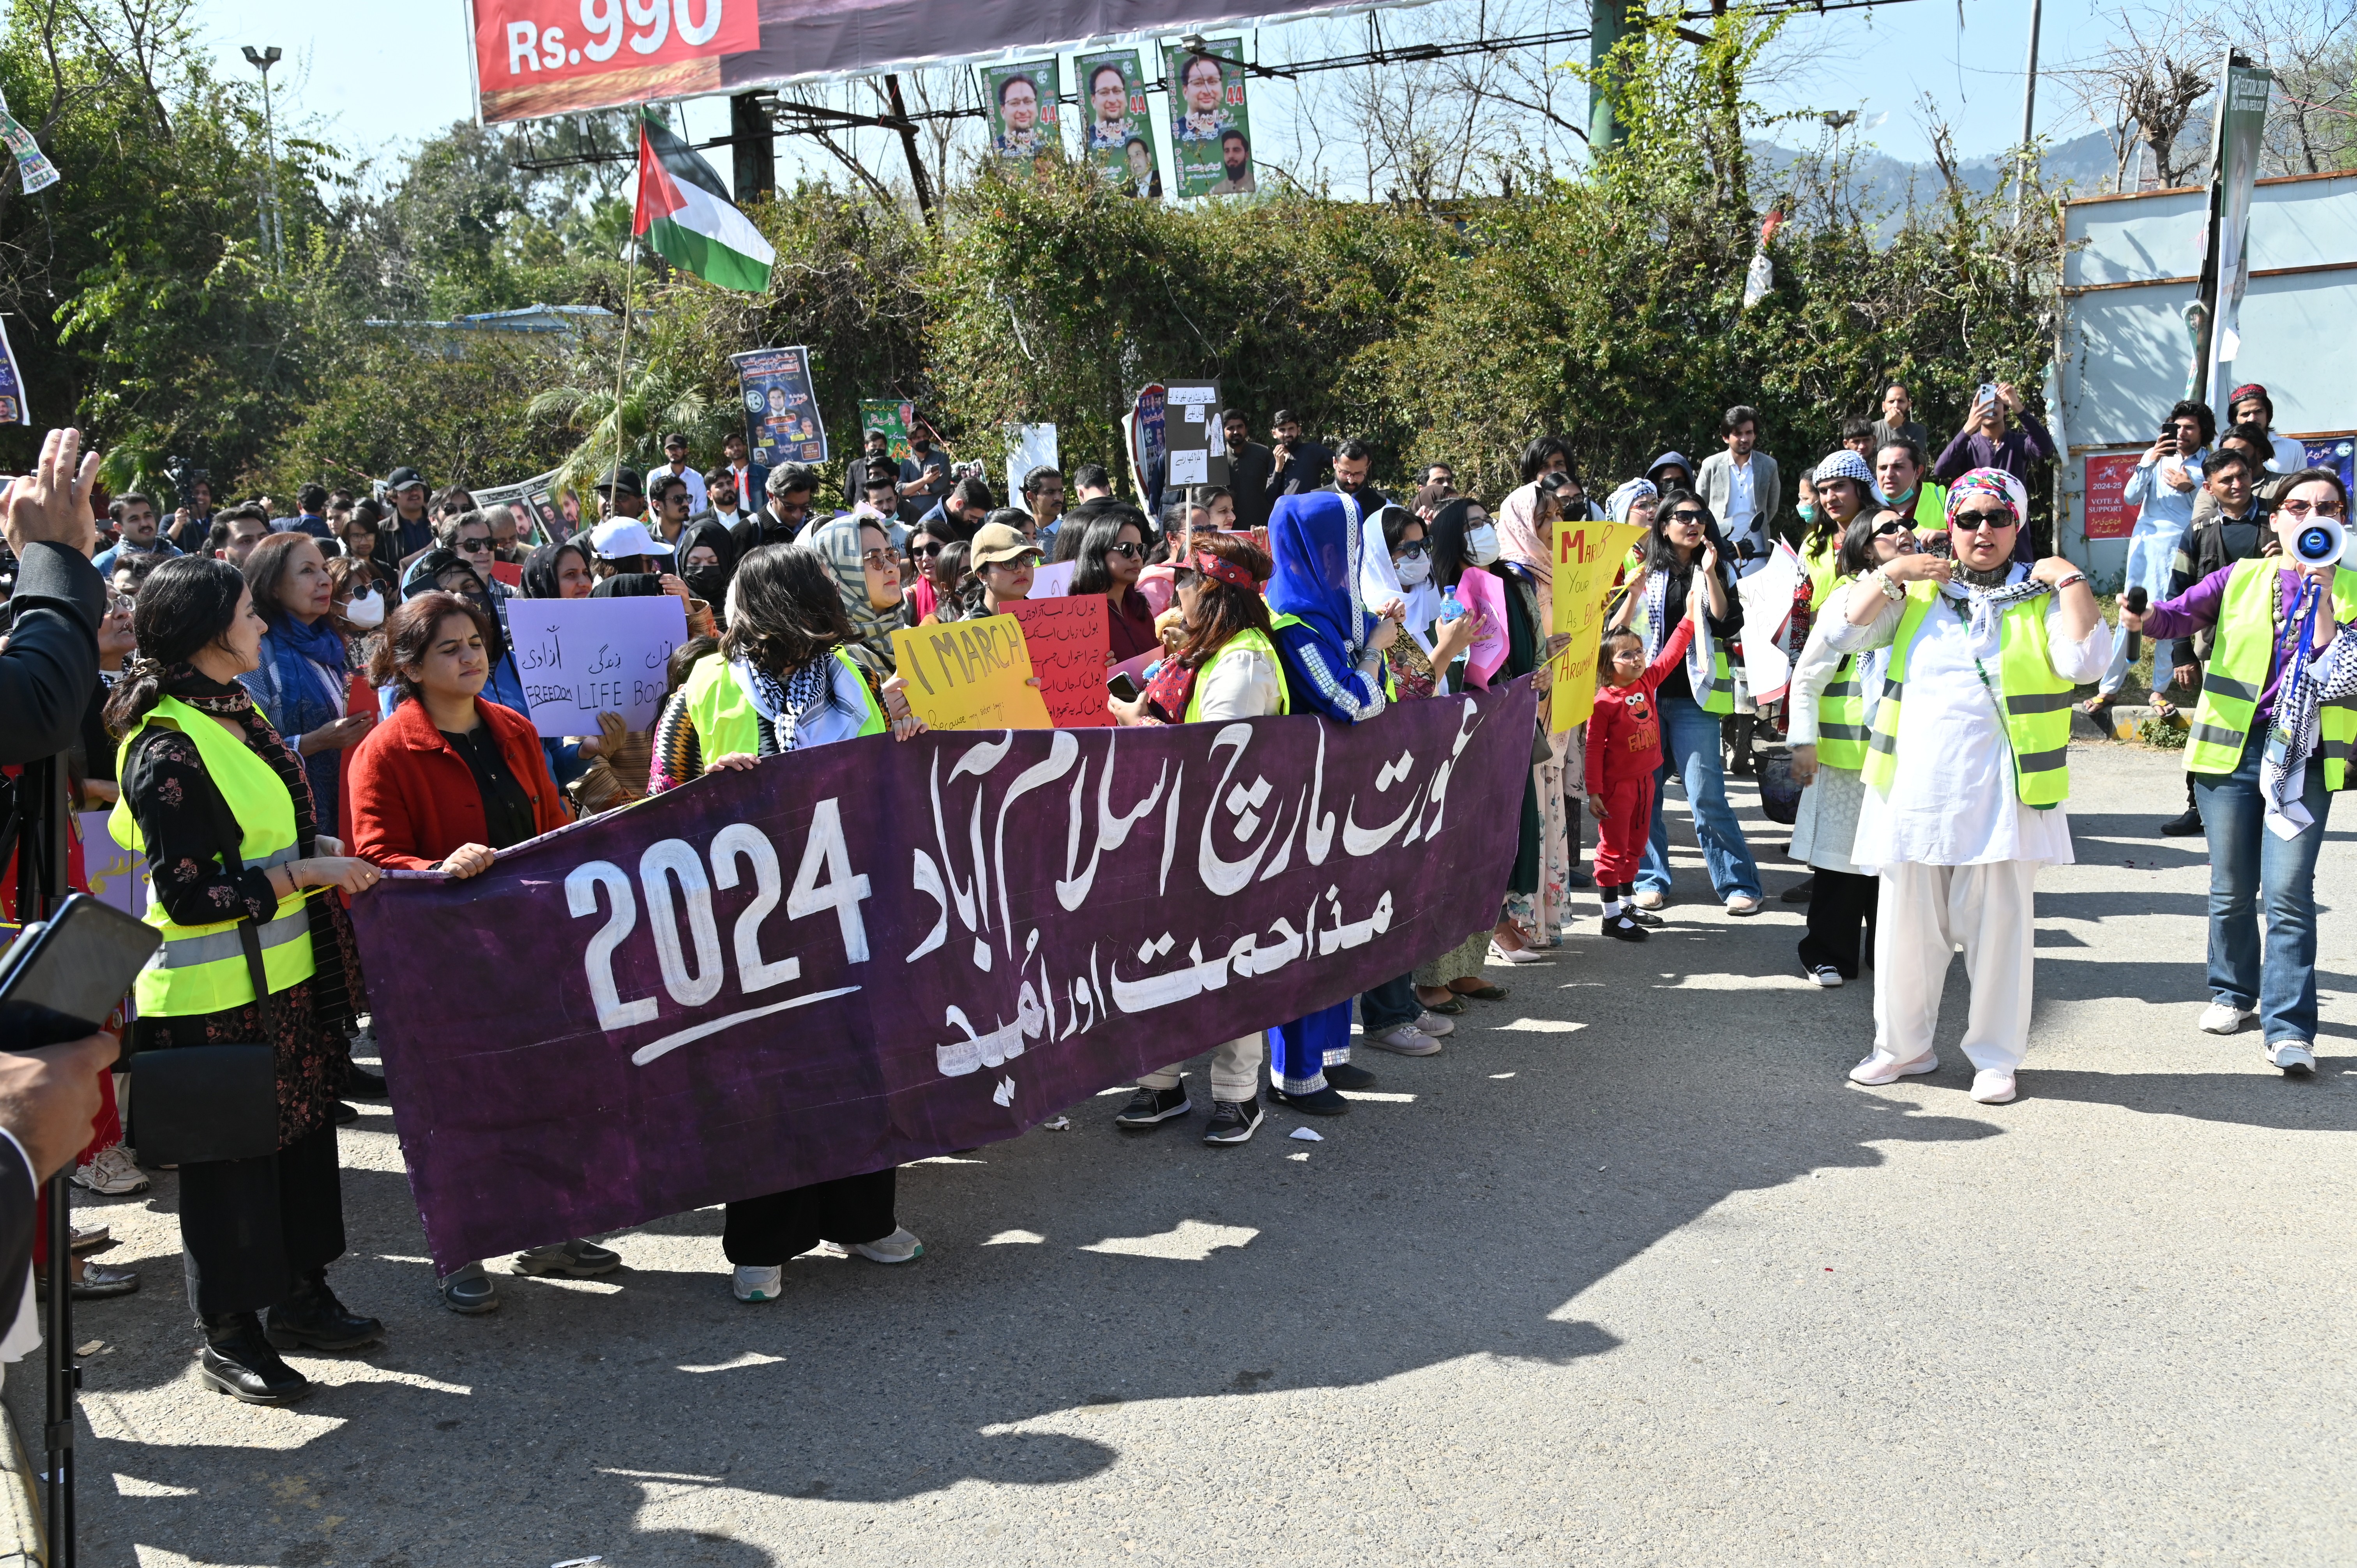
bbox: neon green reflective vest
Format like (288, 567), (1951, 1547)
(1803, 537), (1841, 613)
(107, 696), (316, 1017)
(682, 649), (886, 759)
(2184, 560), (2357, 786)
(1183, 626), (1291, 723)
(1812, 572), (1876, 770)
(1634, 587), (1735, 715)
(1860, 581), (2076, 806)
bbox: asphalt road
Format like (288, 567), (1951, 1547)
(20, 739), (2357, 1567)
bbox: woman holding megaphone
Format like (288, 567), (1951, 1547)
(2122, 469), (2357, 1075)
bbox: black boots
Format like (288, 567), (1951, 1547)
(265, 1269), (385, 1353)
(199, 1312), (311, 1405)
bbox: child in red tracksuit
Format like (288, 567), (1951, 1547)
(1584, 607), (1697, 941)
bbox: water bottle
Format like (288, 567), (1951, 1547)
(1439, 587), (1467, 623)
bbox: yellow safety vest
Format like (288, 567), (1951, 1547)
(1859, 581), (2076, 806)
(108, 696), (316, 1016)
(1803, 536), (1841, 613)
(1182, 626), (1291, 723)
(681, 649), (886, 759)
(2184, 560), (2357, 786)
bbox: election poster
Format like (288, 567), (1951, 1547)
(2081, 452), (2143, 542)
(511, 594), (691, 738)
(859, 398), (917, 464)
(0, 316), (28, 426)
(1076, 49), (1161, 199)
(349, 678), (1539, 1269)
(471, 466), (565, 545)
(732, 345), (827, 469)
(1126, 383), (1168, 523)
(982, 60), (1061, 165)
(1162, 40), (1254, 199)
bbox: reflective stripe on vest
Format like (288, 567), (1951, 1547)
(1859, 582), (2075, 805)
(1183, 627), (1290, 723)
(2184, 560), (2357, 787)
(682, 649), (887, 761)
(1815, 657), (1868, 769)
(106, 696), (316, 1015)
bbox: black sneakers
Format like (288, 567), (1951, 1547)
(1203, 1098), (1263, 1145)
(1325, 1062), (1377, 1091)
(1114, 1084), (1191, 1128)
(1603, 915), (1648, 942)
(2159, 808), (2203, 837)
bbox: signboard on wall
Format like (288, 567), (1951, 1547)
(2081, 452), (2142, 541)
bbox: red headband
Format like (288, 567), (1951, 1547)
(1190, 551), (1260, 589)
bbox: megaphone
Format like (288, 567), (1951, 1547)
(2291, 513), (2347, 569)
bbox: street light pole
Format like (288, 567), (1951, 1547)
(242, 45), (284, 273)
(2014, 0), (2043, 227)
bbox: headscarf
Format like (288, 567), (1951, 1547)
(518, 540), (588, 600)
(1939, 466), (2046, 653)
(1497, 481), (1552, 594)
(591, 572), (666, 597)
(1944, 466), (2028, 530)
(1266, 489), (1373, 658)
(804, 511), (902, 671)
(1606, 479), (1657, 524)
(673, 518), (740, 625)
(1359, 505), (1439, 648)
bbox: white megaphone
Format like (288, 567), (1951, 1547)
(2290, 513), (2347, 569)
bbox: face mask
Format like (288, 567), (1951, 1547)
(344, 588), (384, 628)
(1796, 502), (1818, 525)
(1463, 524), (1500, 566)
(1394, 555), (1432, 588)
(683, 565), (730, 608)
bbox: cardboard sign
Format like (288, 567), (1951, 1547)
(488, 561), (523, 588)
(1454, 570), (1511, 688)
(511, 596), (690, 739)
(1004, 597), (1113, 729)
(2082, 452), (2142, 542)
(892, 614), (1053, 731)
(1030, 560), (1076, 597)
(1550, 523), (1650, 730)
(1734, 541), (1804, 705)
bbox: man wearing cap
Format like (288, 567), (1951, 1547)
(1821, 468), (2110, 1107)
(595, 465), (646, 523)
(656, 432), (707, 514)
(731, 465), (818, 556)
(2225, 384), (2310, 484)
(375, 466), (435, 577)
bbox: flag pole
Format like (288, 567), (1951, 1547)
(607, 112), (642, 522)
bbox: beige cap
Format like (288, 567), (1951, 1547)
(969, 522), (1039, 568)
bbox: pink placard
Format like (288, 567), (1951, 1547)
(1004, 596), (1115, 728)
(1454, 571), (1511, 688)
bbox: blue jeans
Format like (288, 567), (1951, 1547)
(2193, 733), (2333, 1044)
(1358, 972), (1419, 1032)
(1638, 693), (1763, 900)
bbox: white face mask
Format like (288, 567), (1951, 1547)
(343, 588), (384, 629)
(1394, 554), (1432, 588)
(1463, 524), (1500, 566)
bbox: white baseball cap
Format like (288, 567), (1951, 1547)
(588, 518), (675, 560)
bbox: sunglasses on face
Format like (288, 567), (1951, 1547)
(1667, 510), (1707, 525)
(2278, 498), (2346, 520)
(912, 540), (945, 558)
(456, 536), (491, 553)
(1392, 540), (1431, 560)
(1872, 518), (1909, 538)
(1950, 510), (2016, 533)
(1106, 540), (1143, 560)
(859, 547), (896, 570)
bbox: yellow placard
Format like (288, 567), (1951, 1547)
(891, 614), (1055, 731)
(1550, 522), (1648, 731)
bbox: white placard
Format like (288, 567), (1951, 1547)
(1004, 422), (1059, 513)
(511, 596), (691, 739)
(1168, 449), (1210, 485)
(1734, 540), (1802, 705)
(1182, 404), (1204, 424)
(1029, 560), (1076, 597)
(1166, 385), (1216, 406)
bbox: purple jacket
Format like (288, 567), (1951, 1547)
(2141, 563), (2319, 731)
(1933, 412), (2057, 489)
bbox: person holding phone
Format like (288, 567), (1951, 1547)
(2118, 470), (2357, 1075)
(104, 556), (384, 1405)
(1931, 380), (2056, 563)
(2088, 399), (2215, 718)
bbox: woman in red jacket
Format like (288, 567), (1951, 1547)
(344, 590), (616, 1313)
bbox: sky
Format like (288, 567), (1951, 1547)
(195, 0), (2136, 189)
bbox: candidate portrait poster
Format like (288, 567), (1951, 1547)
(1163, 40), (1253, 199)
(732, 345), (827, 469)
(859, 398), (917, 464)
(1076, 49), (1160, 200)
(982, 60), (1060, 166)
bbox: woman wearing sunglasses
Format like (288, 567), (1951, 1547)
(1611, 490), (1764, 915)
(1825, 468), (2108, 1105)
(903, 523), (954, 623)
(1786, 506), (1924, 987)
(2119, 469), (2357, 1076)
(1068, 504), (1158, 661)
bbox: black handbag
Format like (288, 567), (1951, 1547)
(127, 811), (285, 1167)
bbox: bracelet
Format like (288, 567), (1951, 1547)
(2053, 571), (2088, 591)
(1870, 569), (1904, 603)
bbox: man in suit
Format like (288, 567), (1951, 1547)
(721, 433), (769, 515)
(1694, 404), (1783, 576)
(1223, 410), (1275, 531)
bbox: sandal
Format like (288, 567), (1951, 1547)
(1419, 995), (1468, 1015)
(1449, 982), (1509, 1001)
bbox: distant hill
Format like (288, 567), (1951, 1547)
(1750, 129), (2132, 237)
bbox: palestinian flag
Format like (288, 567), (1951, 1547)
(632, 113), (775, 293)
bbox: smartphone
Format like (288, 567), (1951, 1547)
(0, 894), (158, 1049)
(1106, 673), (1142, 703)
(1976, 382), (1997, 409)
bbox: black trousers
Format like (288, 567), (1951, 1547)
(178, 1121), (346, 1317)
(1797, 869), (1880, 980)
(723, 1168), (897, 1266)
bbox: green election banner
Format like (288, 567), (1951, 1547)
(982, 60), (1061, 165)
(1163, 41), (1254, 199)
(859, 399), (917, 464)
(1076, 49), (1161, 200)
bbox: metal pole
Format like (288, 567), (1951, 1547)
(261, 68), (284, 271)
(2013, 0), (2043, 227)
(16, 754), (75, 1566)
(1588, 0), (1627, 150)
(882, 76), (935, 222)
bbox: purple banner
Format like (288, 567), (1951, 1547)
(352, 680), (1537, 1269)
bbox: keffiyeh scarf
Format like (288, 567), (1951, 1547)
(730, 656), (836, 755)
(1641, 568), (1713, 700)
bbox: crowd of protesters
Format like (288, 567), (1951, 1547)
(5, 374), (2350, 1406)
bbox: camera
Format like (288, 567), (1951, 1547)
(2290, 514), (2346, 569)
(163, 455), (208, 514)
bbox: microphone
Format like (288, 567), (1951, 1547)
(2122, 586), (2146, 662)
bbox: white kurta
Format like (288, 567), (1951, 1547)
(1823, 574), (2112, 873)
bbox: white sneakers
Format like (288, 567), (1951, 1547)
(1725, 894), (1763, 917)
(823, 1227), (926, 1264)
(2267, 1040), (2317, 1075)
(1412, 1011), (1456, 1038)
(2199, 1001), (2256, 1035)
(732, 1265), (783, 1303)
(1364, 1024), (1442, 1057)
(1847, 1052), (1938, 1085)
(1806, 965), (1844, 989)
(71, 1146), (148, 1195)
(1969, 1070), (2018, 1105)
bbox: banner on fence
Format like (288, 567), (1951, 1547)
(350, 678), (1537, 1268)
(1162, 40), (1254, 199)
